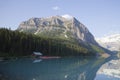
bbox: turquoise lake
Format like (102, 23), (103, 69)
(0, 56), (119, 80)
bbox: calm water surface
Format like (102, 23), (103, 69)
(95, 57), (120, 80)
(0, 56), (119, 80)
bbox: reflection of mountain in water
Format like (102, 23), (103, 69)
(95, 58), (120, 80)
(0, 57), (110, 80)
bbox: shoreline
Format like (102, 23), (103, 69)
(0, 52), (112, 61)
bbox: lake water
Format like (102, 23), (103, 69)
(0, 56), (119, 80)
(95, 57), (120, 80)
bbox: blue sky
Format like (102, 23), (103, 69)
(0, 0), (120, 37)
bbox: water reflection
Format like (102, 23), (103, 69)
(0, 57), (109, 80)
(33, 59), (42, 63)
(95, 57), (120, 80)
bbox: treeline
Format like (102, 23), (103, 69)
(0, 28), (96, 57)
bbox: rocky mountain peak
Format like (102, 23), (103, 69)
(18, 15), (98, 45)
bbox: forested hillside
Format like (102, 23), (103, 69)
(0, 28), (99, 57)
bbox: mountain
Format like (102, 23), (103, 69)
(17, 15), (109, 56)
(18, 15), (98, 45)
(96, 34), (120, 51)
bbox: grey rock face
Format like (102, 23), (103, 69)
(18, 15), (98, 45)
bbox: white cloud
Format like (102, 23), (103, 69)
(62, 14), (73, 20)
(52, 6), (60, 10)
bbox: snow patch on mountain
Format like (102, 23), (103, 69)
(96, 34), (120, 43)
(65, 34), (68, 38)
(96, 34), (120, 51)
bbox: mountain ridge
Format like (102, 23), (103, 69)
(18, 15), (98, 45)
(96, 34), (120, 51)
(17, 15), (111, 56)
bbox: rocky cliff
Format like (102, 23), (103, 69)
(18, 15), (98, 46)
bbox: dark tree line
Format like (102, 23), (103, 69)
(0, 28), (96, 57)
